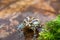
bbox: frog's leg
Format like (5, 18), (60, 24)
(17, 23), (25, 31)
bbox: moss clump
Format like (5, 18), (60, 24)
(38, 15), (60, 40)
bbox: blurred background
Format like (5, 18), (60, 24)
(0, 0), (60, 40)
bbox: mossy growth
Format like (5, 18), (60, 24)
(38, 15), (60, 40)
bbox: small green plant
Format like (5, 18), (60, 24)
(38, 15), (60, 40)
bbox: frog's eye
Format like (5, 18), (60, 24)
(33, 21), (39, 25)
(32, 21), (40, 27)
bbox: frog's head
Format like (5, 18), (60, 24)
(23, 16), (41, 28)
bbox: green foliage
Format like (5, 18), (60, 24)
(38, 15), (60, 40)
